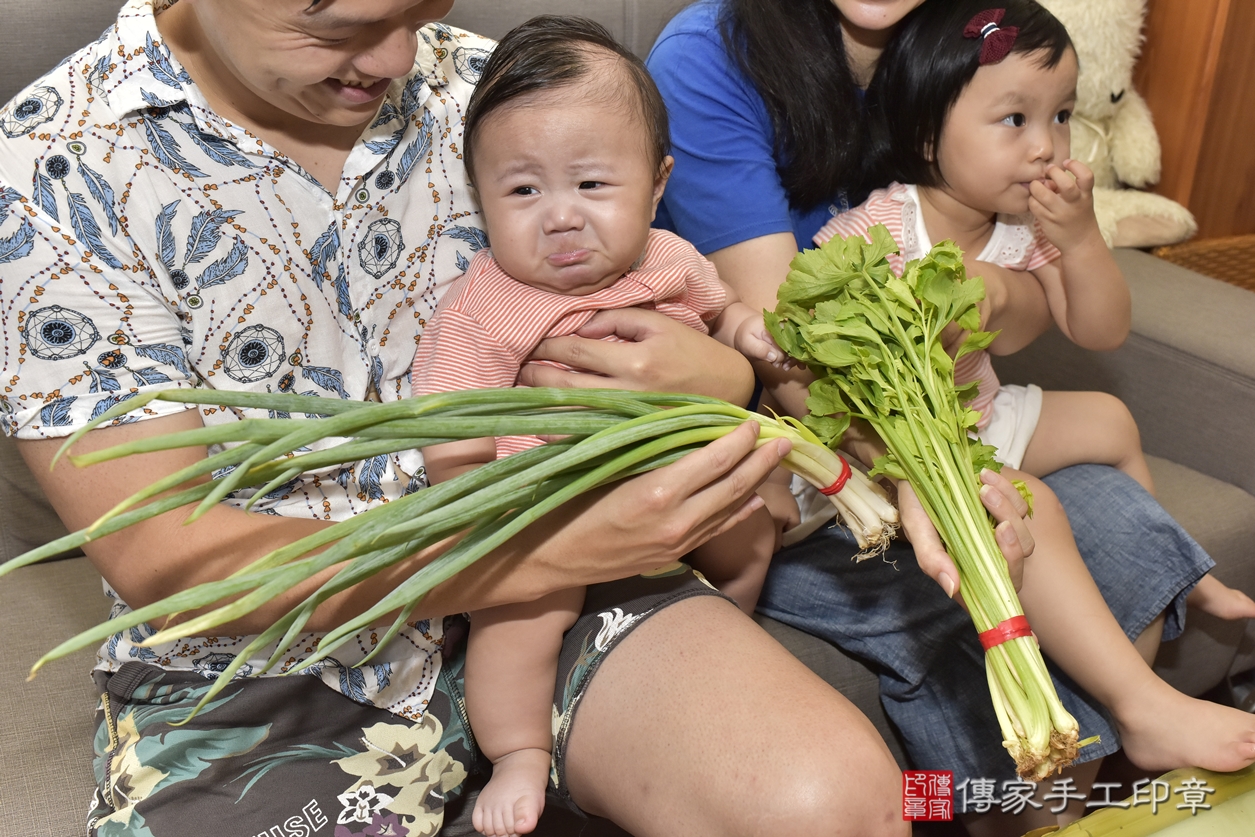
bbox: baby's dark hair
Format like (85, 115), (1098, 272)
(862, 0), (1074, 190)
(463, 15), (670, 182)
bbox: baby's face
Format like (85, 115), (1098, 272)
(471, 76), (668, 296)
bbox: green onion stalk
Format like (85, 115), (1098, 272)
(765, 225), (1082, 780)
(2, 386), (896, 718)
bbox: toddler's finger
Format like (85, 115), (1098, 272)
(1028, 179), (1061, 210)
(1030, 176), (1059, 196)
(1046, 165), (1082, 200)
(1061, 158), (1095, 192)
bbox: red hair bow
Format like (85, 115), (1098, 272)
(963, 9), (1019, 65)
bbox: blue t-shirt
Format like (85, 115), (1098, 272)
(647, 1), (847, 254)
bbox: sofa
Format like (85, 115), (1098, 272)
(3, 1), (1254, 835)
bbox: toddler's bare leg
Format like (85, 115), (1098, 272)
(689, 504), (776, 614)
(1186, 574), (1255, 620)
(1019, 391), (1153, 492)
(1008, 470), (1255, 774)
(466, 587), (584, 837)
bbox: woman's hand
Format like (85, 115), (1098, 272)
(517, 307), (755, 405)
(899, 468), (1034, 607)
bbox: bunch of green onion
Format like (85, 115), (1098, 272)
(766, 225), (1084, 780)
(3, 386), (896, 716)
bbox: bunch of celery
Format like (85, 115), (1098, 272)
(3, 385), (895, 716)
(765, 224), (1080, 780)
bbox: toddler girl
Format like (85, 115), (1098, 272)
(811, 0), (1255, 793)
(410, 16), (791, 836)
(819, 0), (1255, 622)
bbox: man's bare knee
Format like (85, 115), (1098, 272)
(747, 737), (905, 837)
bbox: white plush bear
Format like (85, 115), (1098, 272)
(1039, 0), (1197, 248)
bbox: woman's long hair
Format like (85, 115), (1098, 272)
(720, 0), (869, 210)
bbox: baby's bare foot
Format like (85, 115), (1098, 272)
(1115, 679), (1255, 774)
(472, 748), (550, 837)
(1187, 575), (1255, 621)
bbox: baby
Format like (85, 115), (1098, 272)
(819, 0), (1255, 621)
(409, 16), (790, 837)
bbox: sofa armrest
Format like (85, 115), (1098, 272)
(0, 557), (103, 832)
(0, 433), (78, 563)
(992, 248), (1255, 495)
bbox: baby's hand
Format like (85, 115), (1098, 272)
(735, 315), (792, 369)
(1028, 159), (1104, 252)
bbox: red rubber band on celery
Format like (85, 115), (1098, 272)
(819, 456), (852, 496)
(978, 615), (1033, 651)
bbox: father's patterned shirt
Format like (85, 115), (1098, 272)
(0, 0), (492, 717)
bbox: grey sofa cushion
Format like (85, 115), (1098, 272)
(0, 0), (126, 105)
(0, 558), (102, 834)
(0, 433), (78, 562)
(443, 0), (691, 58)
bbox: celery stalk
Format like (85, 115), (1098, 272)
(766, 224), (1082, 779)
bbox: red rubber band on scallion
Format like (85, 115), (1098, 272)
(819, 456), (852, 496)
(978, 615), (1033, 651)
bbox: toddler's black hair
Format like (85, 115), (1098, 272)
(462, 15), (669, 183)
(863, 0), (1074, 190)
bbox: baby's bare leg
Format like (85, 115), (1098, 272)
(1009, 470), (1255, 774)
(1019, 391), (1153, 492)
(688, 504), (776, 614)
(466, 588), (584, 837)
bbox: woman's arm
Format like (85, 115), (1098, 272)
(706, 232), (815, 418)
(18, 410), (786, 633)
(902, 469), (1034, 602)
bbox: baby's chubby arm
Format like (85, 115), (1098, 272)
(708, 279), (791, 368)
(1028, 160), (1131, 351)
